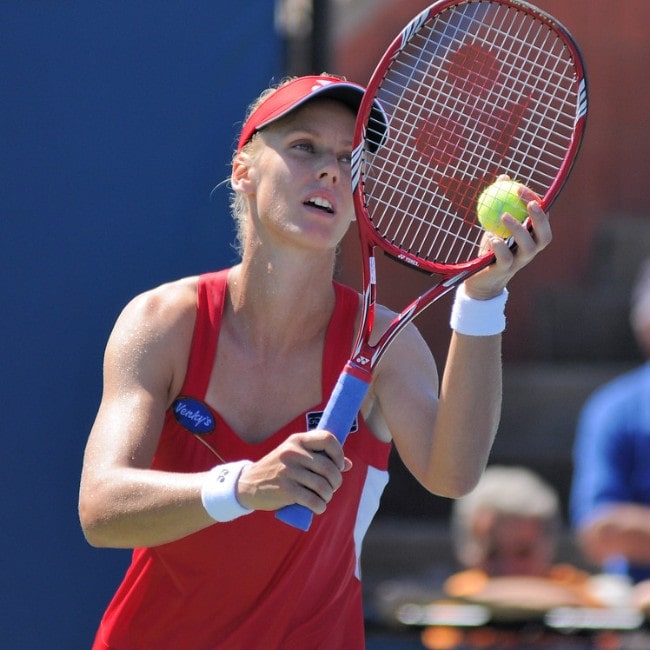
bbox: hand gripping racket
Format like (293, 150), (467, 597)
(276, 0), (587, 530)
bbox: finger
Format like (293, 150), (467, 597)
(498, 212), (549, 265)
(283, 432), (346, 488)
(524, 201), (552, 248)
(307, 430), (347, 471)
(501, 212), (530, 239)
(487, 234), (517, 269)
(518, 184), (542, 204)
(307, 450), (346, 491)
(284, 463), (342, 515)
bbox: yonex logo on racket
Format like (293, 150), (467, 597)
(397, 254), (420, 267)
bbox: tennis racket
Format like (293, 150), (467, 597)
(276, 0), (587, 530)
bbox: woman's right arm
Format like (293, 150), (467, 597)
(78, 280), (217, 548)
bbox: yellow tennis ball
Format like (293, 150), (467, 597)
(476, 180), (528, 238)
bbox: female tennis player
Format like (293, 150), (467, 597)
(79, 74), (551, 649)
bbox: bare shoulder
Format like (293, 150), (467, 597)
(116, 276), (199, 334)
(104, 276), (200, 404)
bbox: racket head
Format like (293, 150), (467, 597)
(352, 0), (588, 275)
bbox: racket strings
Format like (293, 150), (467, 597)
(361, 1), (582, 266)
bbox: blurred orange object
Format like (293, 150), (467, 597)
(443, 566), (601, 622)
(421, 625), (464, 649)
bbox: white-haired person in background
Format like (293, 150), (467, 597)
(450, 464), (562, 579)
(441, 464), (604, 615)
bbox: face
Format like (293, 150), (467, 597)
(469, 511), (555, 577)
(238, 99), (357, 252)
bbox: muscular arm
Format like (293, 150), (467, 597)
(78, 279), (216, 548)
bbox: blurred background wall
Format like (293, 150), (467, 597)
(2, 0), (649, 645)
(1, 2), (280, 646)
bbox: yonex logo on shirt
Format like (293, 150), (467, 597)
(306, 410), (358, 434)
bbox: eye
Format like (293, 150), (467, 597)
(338, 152), (352, 165)
(292, 140), (314, 153)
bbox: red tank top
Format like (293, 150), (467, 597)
(93, 270), (392, 650)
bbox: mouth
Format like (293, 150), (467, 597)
(304, 196), (334, 214)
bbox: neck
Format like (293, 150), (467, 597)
(226, 250), (337, 350)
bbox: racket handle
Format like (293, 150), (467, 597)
(275, 367), (371, 531)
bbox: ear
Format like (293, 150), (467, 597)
(231, 152), (257, 194)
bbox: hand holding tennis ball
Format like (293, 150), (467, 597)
(477, 179), (529, 238)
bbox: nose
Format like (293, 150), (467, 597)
(317, 153), (340, 184)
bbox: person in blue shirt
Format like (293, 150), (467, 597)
(570, 258), (650, 583)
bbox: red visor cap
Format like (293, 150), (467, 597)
(236, 75), (387, 154)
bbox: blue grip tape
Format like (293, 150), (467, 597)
(275, 369), (370, 531)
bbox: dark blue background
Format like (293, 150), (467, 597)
(1, 2), (279, 646)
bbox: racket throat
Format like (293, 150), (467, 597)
(344, 358), (374, 384)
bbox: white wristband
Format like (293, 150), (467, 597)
(201, 460), (254, 522)
(450, 284), (509, 336)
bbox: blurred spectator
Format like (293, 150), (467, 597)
(570, 258), (650, 584)
(442, 465), (598, 612)
(450, 465), (561, 577)
(371, 465), (632, 650)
